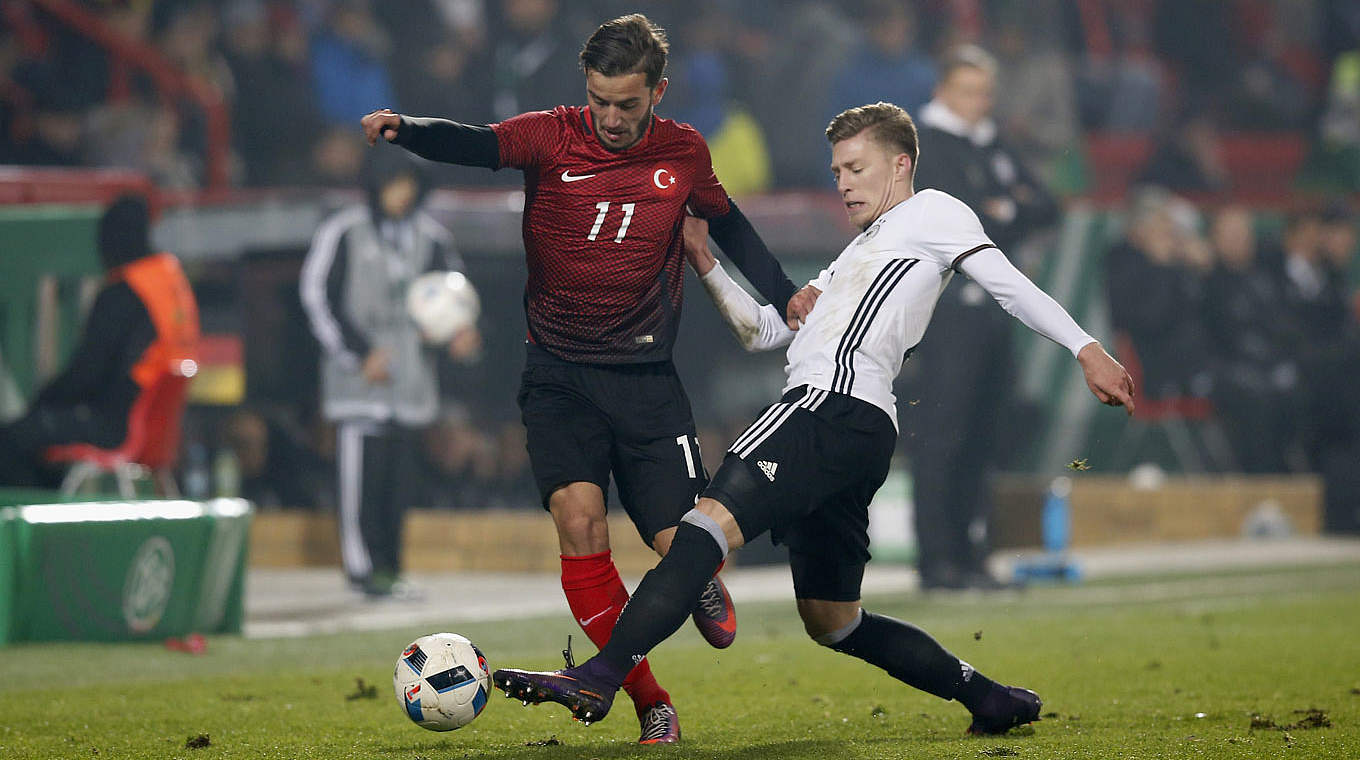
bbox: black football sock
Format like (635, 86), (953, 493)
(578, 522), (723, 689)
(829, 610), (1000, 709)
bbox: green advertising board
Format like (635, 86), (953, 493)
(0, 499), (252, 645)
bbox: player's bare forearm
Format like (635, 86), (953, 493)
(1077, 342), (1135, 415)
(682, 216), (717, 277)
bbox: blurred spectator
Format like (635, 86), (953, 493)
(0, 195), (199, 488)
(488, 0), (579, 121)
(9, 89), (85, 167)
(668, 5), (772, 197)
(742, 1), (858, 186)
(1154, 0), (1239, 114)
(826, 0), (936, 123)
(1202, 205), (1302, 472)
(915, 45), (1059, 251)
(1137, 110), (1230, 193)
(310, 126), (365, 186)
(905, 44), (1058, 591)
(1106, 187), (1214, 399)
(988, 3), (1079, 188)
(377, 0), (487, 119)
(1277, 208), (1351, 340)
(1073, 4), (1164, 131)
(309, 0), (398, 125)
(222, 0), (322, 186)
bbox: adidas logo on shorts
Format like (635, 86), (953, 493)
(756, 460), (779, 482)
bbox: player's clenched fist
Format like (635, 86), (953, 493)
(786, 284), (821, 331)
(362, 108), (403, 146)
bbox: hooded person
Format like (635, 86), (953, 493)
(300, 147), (476, 597)
(0, 194), (200, 487)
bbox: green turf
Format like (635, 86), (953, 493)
(2, 564), (1359, 759)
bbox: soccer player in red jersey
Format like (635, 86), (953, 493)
(361, 14), (814, 745)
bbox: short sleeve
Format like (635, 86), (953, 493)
(916, 191), (997, 271)
(491, 109), (568, 171)
(685, 135), (731, 218)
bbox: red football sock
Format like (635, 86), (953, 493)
(561, 551), (670, 712)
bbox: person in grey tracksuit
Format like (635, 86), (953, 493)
(301, 148), (479, 596)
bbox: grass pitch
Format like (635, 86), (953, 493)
(2, 563), (1358, 759)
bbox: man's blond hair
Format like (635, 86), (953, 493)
(825, 102), (919, 178)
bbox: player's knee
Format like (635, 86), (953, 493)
(797, 599), (863, 646)
(548, 483), (608, 553)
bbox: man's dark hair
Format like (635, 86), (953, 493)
(579, 14), (669, 87)
(826, 102), (920, 178)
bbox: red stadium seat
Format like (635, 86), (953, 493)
(1113, 333), (1236, 472)
(44, 365), (194, 498)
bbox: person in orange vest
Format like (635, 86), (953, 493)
(0, 194), (200, 487)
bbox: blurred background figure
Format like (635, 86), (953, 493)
(903, 44), (1059, 591)
(0, 195), (199, 489)
(488, 0), (578, 121)
(1201, 205), (1302, 473)
(309, 0), (397, 127)
(300, 148), (480, 598)
(1105, 188), (1212, 401)
(667, 3), (773, 197)
(826, 0), (936, 123)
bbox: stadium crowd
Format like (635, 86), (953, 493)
(2, 0), (1359, 531)
(2, 0), (1358, 193)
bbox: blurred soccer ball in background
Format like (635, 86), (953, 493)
(407, 271), (479, 343)
(393, 632), (492, 731)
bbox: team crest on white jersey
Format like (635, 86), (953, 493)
(756, 460), (779, 482)
(858, 220), (882, 244)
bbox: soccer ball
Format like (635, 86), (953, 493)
(406, 271), (480, 344)
(393, 632), (491, 731)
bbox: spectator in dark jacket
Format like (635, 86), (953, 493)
(1106, 188), (1214, 400)
(1202, 206), (1303, 472)
(903, 45), (1060, 591)
(0, 196), (199, 487)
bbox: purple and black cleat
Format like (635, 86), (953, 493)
(691, 576), (737, 649)
(966, 686), (1043, 735)
(492, 660), (616, 726)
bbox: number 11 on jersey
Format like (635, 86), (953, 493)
(587, 201), (636, 243)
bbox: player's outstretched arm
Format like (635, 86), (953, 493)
(958, 247), (1133, 414)
(683, 216), (795, 352)
(359, 108), (499, 169)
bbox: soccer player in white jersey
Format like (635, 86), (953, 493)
(493, 102), (1135, 737)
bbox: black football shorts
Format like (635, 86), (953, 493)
(703, 385), (896, 601)
(517, 344), (706, 546)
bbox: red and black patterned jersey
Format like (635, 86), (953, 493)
(491, 105), (730, 364)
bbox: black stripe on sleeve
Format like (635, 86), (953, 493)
(950, 244), (998, 272)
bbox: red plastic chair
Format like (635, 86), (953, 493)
(1113, 333), (1235, 472)
(45, 366), (193, 498)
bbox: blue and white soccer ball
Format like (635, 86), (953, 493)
(406, 271), (480, 344)
(393, 632), (491, 731)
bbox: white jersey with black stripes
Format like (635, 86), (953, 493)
(783, 189), (991, 429)
(700, 188), (1095, 432)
